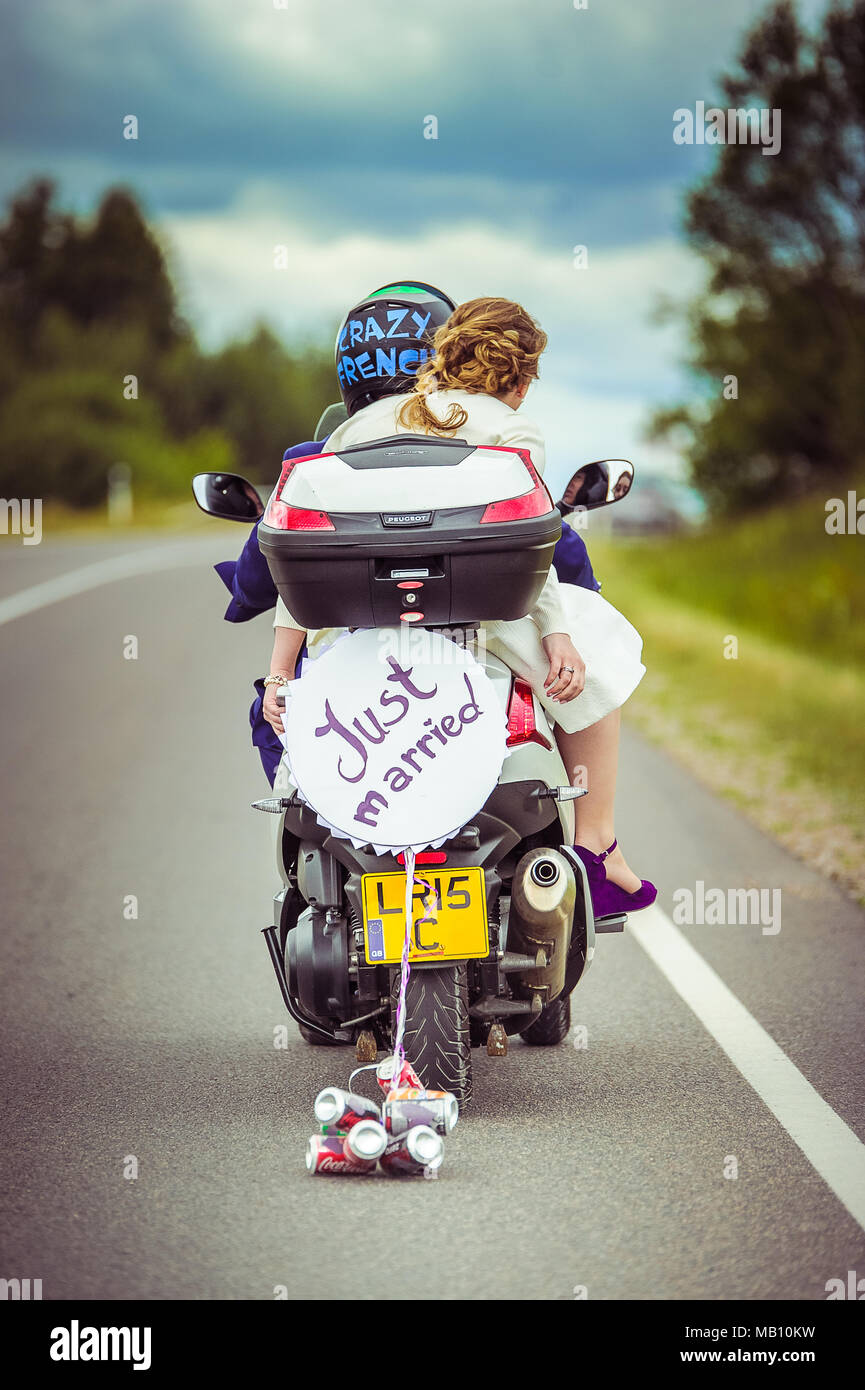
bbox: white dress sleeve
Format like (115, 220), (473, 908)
(528, 566), (568, 640)
(273, 594), (306, 631)
(494, 410), (568, 638)
(496, 410), (546, 474)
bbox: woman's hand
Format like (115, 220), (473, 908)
(541, 633), (586, 702)
(263, 679), (291, 735)
(263, 627), (307, 735)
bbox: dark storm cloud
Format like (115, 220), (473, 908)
(0, 0), (775, 243)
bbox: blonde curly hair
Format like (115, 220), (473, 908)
(397, 297), (547, 436)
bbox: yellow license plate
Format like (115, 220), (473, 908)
(361, 867), (488, 966)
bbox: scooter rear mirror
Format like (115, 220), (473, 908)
(192, 472), (265, 522)
(558, 459), (634, 513)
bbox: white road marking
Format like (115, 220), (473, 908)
(630, 903), (865, 1232)
(0, 540), (222, 627)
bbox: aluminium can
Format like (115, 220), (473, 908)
(379, 1124), (445, 1176)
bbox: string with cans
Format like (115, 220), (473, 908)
(306, 849), (459, 1177)
(389, 845), (417, 1081)
(391, 847), (438, 1080)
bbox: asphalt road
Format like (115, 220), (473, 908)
(1, 531), (863, 1301)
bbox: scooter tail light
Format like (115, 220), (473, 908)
(506, 677), (553, 750)
(479, 448), (554, 523)
(263, 453), (336, 531)
(264, 500), (335, 531)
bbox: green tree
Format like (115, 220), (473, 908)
(0, 179), (74, 355)
(0, 180), (336, 507)
(0, 179), (188, 356)
(195, 324), (337, 480)
(57, 187), (189, 349)
(649, 0), (865, 512)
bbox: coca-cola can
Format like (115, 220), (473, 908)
(379, 1124), (444, 1176)
(313, 1086), (381, 1129)
(306, 1134), (375, 1176)
(383, 1087), (459, 1137)
(343, 1118), (388, 1170)
(376, 1056), (423, 1093)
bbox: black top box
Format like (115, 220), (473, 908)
(257, 435), (561, 629)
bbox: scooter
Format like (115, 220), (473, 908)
(194, 448), (634, 1106)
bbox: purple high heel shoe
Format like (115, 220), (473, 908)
(572, 838), (657, 917)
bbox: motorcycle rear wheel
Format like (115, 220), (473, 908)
(521, 993), (571, 1046)
(393, 964), (472, 1109)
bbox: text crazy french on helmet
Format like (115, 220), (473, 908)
(335, 281), (455, 416)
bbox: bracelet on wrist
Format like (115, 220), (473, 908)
(263, 673), (291, 689)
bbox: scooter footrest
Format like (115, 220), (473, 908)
(594, 913), (627, 933)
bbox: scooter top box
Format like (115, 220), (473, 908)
(256, 434), (562, 629)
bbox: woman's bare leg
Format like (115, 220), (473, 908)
(554, 709), (642, 893)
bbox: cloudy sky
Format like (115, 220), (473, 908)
(0, 0), (829, 491)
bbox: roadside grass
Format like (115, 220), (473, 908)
(590, 510), (865, 901)
(601, 489), (865, 666)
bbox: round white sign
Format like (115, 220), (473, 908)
(280, 628), (508, 853)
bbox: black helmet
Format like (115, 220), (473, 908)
(335, 281), (456, 416)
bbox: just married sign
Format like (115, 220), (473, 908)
(280, 629), (508, 853)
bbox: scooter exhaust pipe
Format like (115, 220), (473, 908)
(507, 848), (576, 1003)
(529, 856), (561, 887)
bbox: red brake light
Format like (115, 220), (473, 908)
(265, 501), (335, 530)
(479, 448), (553, 523)
(396, 851), (448, 866)
(263, 452), (335, 531)
(506, 677), (552, 749)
